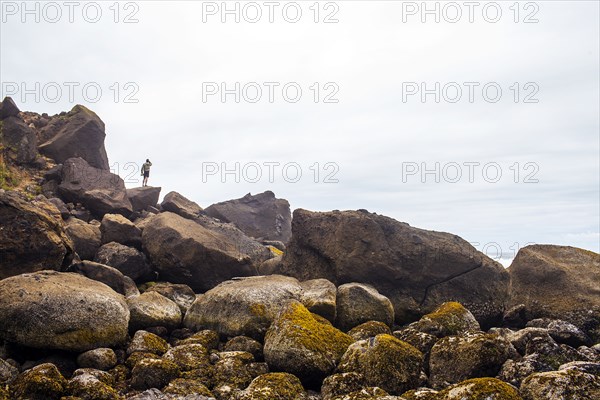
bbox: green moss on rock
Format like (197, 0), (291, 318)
(337, 334), (423, 395)
(410, 302), (480, 338)
(163, 378), (213, 396)
(10, 363), (67, 400)
(237, 372), (306, 400)
(436, 378), (522, 400)
(348, 321), (392, 341)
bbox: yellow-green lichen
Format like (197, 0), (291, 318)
(436, 377), (522, 400)
(238, 373), (305, 400)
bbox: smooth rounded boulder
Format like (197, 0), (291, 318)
(279, 209), (509, 327)
(142, 212), (255, 292)
(0, 271), (129, 351)
(335, 283), (394, 332)
(508, 245), (600, 341)
(184, 275), (303, 339)
(0, 190), (74, 279)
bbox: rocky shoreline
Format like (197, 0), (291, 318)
(1, 97), (599, 399)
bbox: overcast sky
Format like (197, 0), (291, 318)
(1, 1), (599, 264)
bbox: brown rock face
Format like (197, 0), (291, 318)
(57, 157), (133, 217)
(38, 105), (109, 170)
(0, 97), (20, 120)
(204, 191), (292, 243)
(127, 186), (161, 212)
(508, 245), (600, 341)
(142, 212), (256, 292)
(0, 190), (74, 279)
(279, 209), (509, 327)
(160, 191), (202, 220)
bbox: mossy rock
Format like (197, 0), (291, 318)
(0, 385), (9, 400)
(348, 321), (392, 341)
(162, 344), (210, 372)
(177, 329), (220, 350)
(224, 336), (263, 360)
(127, 330), (169, 356)
(331, 387), (389, 399)
(10, 363), (67, 400)
(163, 378), (213, 396)
(212, 351), (265, 390)
(67, 372), (121, 400)
(393, 328), (438, 355)
(519, 369), (600, 399)
(321, 372), (365, 400)
(337, 334), (423, 395)
(125, 352), (161, 369)
(237, 372), (306, 400)
(130, 358), (180, 390)
(409, 302), (480, 338)
(264, 301), (354, 388)
(399, 387), (438, 399)
(436, 378), (521, 400)
(429, 331), (517, 388)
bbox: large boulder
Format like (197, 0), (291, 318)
(0, 190), (74, 279)
(184, 275), (303, 339)
(263, 301), (354, 388)
(161, 191), (202, 220)
(57, 157), (132, 217)
(337, 334), (423, 395)
(0, 96), (20, 119)
(0, 116), (38, 164)
(204, 191), (292, 242)
(508, 245), (600, 341)
(38, 105), (109, 170)
(142, 212), (256, 292)
(95, 241), (152, 281)
(100, 213), (143, 248)
(127, 291), (182, 331)
(127, 186), (162, 212)
(65, 217), (101, 260)
(279, 209), (509, 327)
(0, 270), (129, 351)
(335, 283), (394, 332)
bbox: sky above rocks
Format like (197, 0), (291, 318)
(1, 1), (598, 264)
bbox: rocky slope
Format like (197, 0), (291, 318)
(0, 97), (599, 399)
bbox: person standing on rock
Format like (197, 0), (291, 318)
(141, 159), (152, 187)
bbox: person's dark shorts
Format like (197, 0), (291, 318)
(143, 171), (150, 178)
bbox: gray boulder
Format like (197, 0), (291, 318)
(508, 245), (600, 341)
(520, 369), (600, 399)
(94, 241), (152, 281)
(100, 213), (143, 248)
(161, 191), (202, 220)
(335, 283), (394, 332)
(279, 209), (509, 328)
(127, 186), (162, 212)
(204, 191), (292, 242)
(0, 271), (129, 351)
(127, 291), (182, 331)
(67, 260), (140, 297)
(65, 217), (101, 260)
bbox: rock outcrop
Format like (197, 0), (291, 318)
(204, 191), (292, 243)
(38, 105), (110, 170)
(508, 245), (600, 341)
(0, 271), (129, 351)
(57, 157), (132, 217)
(0, 190), (74, 279)
(279, 209), (509, 327)
(0, 97), (20, 119)
(0, 116), (38, 164)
